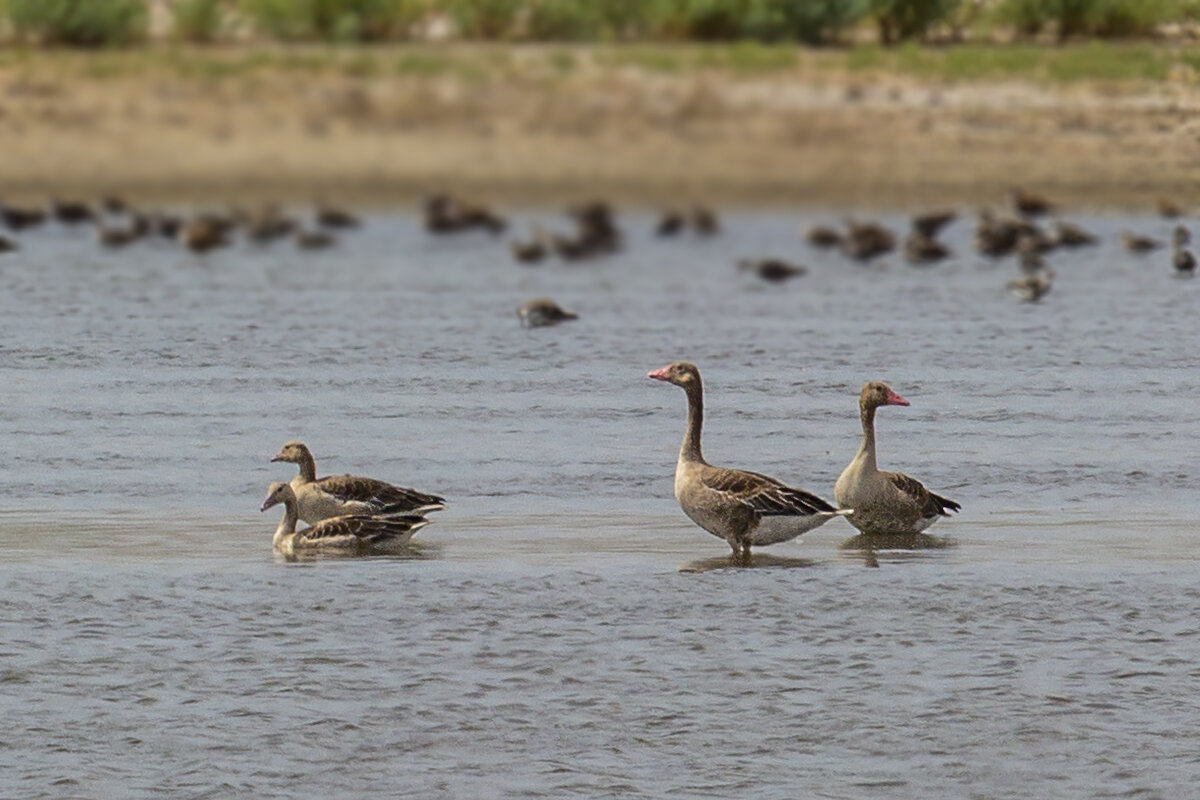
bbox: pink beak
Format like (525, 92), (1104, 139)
(647, 366), (671, 381)
(887, 389), (910, 406)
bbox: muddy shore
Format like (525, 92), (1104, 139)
(1, 46), (1197, 210)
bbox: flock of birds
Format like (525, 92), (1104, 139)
(1, 186), (1187, 560)
(258, 367), (960, 563)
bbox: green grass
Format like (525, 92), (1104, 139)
(0, 41), (1193, 87)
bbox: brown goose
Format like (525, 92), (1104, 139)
(1012, 188), (1054, 218)
(1122, 231), (1163, 254)
(649, 362), (850, 559)
(1173, 225), (1195, 275)
(691, 206), (719, 235)
(271, 441), (445, 524)
(804, 224), (843, 249)
(261, 482), (429, 556)
(517, 298), (578, 327)
(738, 258), (806, 282)
(834, 382), (959, 536)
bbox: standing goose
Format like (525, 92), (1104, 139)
(261, 482), (429, 556)
(271, 441), (446, 524)
(649, 362), (850, 560)
(834, 382), (960, 536)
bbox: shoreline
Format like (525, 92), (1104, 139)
(1, 44), (1197, 211)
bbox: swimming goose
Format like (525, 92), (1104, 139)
(1012, 188), (1053, 218)
(738, 258), (806, 282)
(911, 209), (957, 239)
(656, 210), (685, 236)
(1053, 220), (1098, 248)
(1006, 269), (1054, 302)
(904, 232), (951, 264)
(1173, 225), (1195, 274)
(518, 298), (578, 327)
(691, 206), (719, 235)
(261, 482), (429, 556)
(1122, 232), (1163, 253)
(804, 224), (843, 249)
(649, 362), (850, 559)
(834, 382), (959, 536)
(0, 234), (16, 252)
(271, 441), (446, 524)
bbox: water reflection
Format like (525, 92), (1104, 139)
(679, 553), (815, 573)
(274, 543), (442, 564)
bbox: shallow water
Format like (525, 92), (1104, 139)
(0, 211), (1197, 798)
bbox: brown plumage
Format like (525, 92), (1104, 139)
(649, 361), (850, 560)
(271, 441), (446, 524)
(834, 381), (959, 536)
(261, 482), (430, 556)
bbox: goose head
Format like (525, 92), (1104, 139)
(271, 440), (310, 464)
(261, 481), (296, 512)
(860, 381), (909, 411)
(648, 361), (701, 390)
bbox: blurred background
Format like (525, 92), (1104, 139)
(0, 0), (1197, 207)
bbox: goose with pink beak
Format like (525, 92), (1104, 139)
(834, 381), (960, 536)
(648, 361), (851, 560)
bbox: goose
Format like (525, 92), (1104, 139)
(804, 224), (843, 249)
(1006, 269), (1054, 302)
(510, 229), (548, 263)
(648, 362), (850, 560)
(1173, 225), (1195, 275)
(50, 198), (94, 224)
(1122, 232), (1163, 254)
(691, 206), (719, 235)
(518, 298), (578, 327)
(834, 382), (959, 536)
(271, 441), (446, 524)
(1158, 197), (1183, 218)
(295, 229), (335, 250)
(315, 203), (359, 229)
(738, 258), (806, 282)
(1012, 188), (1053, 218)
(261, 482), (429, 556)
(841, 219), (896, 261)
(911, 209), (957, 239)
(656, 209), (685, 236)
(1053, 220), (1098, 248)
(0, 234), (16, 253)
(904, 232), (951, 264)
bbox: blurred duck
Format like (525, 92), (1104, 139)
(1053, 220), (1098, 248)
(1012, 188), (1054, 218)
(50, 198), (94, 224)
(842, 219), (895, 261)
(316, 202), (359, 229)
(510, 229), (549, 263)
(1172, 225), (1195, 275)
(518, 298), (578, 328)
(178, 214), (231, 253)
(738, 258), (806, 283)
(1006, 270), (1054, 302)
(1158, 197), (1184, 218)
(656, 209), (685, 237)
(911, 209), (957, 239)
(96, 214), (149, 248)
(804, 224), (842, 249)
(904, 232), (951, 265)
(424, 193), (506, 234)
(295, 229), (335, 250)
(1, 204), (46, 231)
(691, 206), (719, 235)
(261, 482), (430, 557)
(1122, 231), (1164, 254)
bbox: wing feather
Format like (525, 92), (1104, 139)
(315, 474), (446, 513)
(886, 472), (960, 517)
(700, 468), (837, 517)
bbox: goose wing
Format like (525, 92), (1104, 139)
(700, 468), (837, 517)
(886, 472), (961, 517)
(314, 474), (446, 514)
(296, 514), (430, 548)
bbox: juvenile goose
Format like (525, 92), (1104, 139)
(261, 482), (429, 556)
(271, 441), (446, 524)
(649, 362), (850, 560)
(834, 382), (959, 536)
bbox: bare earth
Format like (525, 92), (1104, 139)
(1, 47), (1198, 210)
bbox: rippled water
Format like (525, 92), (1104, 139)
(1, 211), (1197, 798)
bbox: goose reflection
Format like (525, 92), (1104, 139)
(679, 553), (816, 573)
